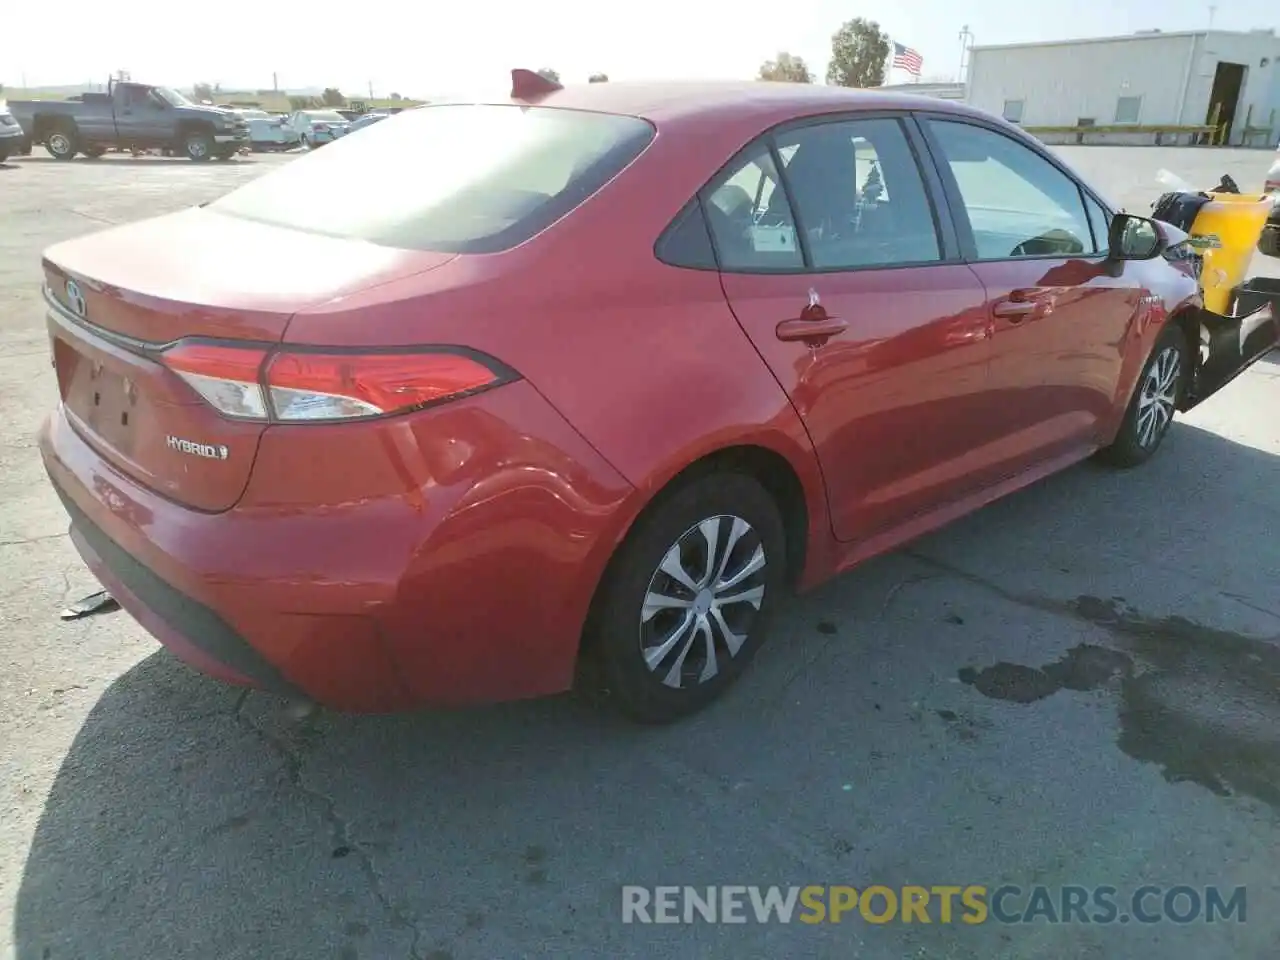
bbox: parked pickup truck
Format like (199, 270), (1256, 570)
(8, 80), (250, 161)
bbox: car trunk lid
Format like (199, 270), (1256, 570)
(43, 207), (456, 511)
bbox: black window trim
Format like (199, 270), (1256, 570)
(654, 195), (719, 272)
(653, 109), (963, 276)
(912, 111), (1118, 265)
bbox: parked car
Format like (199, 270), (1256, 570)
(223, 107), (301, 151)
(346, 111), (389, 134)
(285, 109), (350, 147)
(334, 109), (361, 122)
(7, 80), (249, 161)
(1266, 144), (1279, 193)
(37, 74), (1278, 723)
(0, 104), (26, 161)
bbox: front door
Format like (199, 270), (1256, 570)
(919, 116), (1142, 470)
(704, 115), (994, 544)
(113, 84), (170, 144)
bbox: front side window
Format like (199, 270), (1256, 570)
(210, 104), (654, 254)
(774, 117), (940, 269)
(700, 144), (803, 270)
(1082, 191), (1113, 253)
(1002, 99), (1025, 123)
(928, 119), (1092, 260)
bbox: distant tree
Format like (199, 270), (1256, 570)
(588, 73), (609, 83)
(193, 82), (214, 102)
(389, 92), (403, 100)
(288, 95), (321, 110)
(758, 52), (813, 83)
(536, 68), (560, 83)
(826, 17), (890, 88)
(321, 87), (346, 106)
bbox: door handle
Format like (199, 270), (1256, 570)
(992, 299), (1039, 322)
(776, 316), (847, 343)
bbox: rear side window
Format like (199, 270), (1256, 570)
(210, 104), (655, 254)
(700, 143), (804, 271)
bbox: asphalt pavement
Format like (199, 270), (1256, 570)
(1, 145), (1279, 960)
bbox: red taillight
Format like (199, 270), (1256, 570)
(314, 123), (329, 132)
(160, 342), (511, 422)
(162, 342), (269, 419)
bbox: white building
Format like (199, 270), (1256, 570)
(965, 28), (1280, 145)
(878, 81), (965, 101)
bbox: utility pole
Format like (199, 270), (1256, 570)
(1208, 3), (1217, 27)
(958, 25), (974, 83)
(368, 80), (373, 99)
(273, 72), (278, 92)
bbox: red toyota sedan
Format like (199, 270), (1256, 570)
(38, 72), (1277, 723)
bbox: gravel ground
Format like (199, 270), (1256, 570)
(1, 145), (1279, 960)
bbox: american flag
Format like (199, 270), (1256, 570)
(892, 42), (923, 76)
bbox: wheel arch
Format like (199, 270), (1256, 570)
(575, 439), (824, 678)
(176, 118), (215, 139)
(33, 113), (77, 142)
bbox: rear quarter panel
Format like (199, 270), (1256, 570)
(282, 112), (838, 584)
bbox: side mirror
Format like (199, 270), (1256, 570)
(1108, 212), (1166, 260)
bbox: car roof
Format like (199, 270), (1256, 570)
(444, 79), (980, 127)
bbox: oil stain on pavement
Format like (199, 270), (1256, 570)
(959, 595), (1280, 809)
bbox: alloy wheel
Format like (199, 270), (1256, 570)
(1137, 345), (1181, 448)
(48, 134), (71, 156)
(639, 515), (767, 689)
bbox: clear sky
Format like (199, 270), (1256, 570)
(5, 0), (1275, 96)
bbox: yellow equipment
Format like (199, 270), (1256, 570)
(1187, 192), (1274, 315)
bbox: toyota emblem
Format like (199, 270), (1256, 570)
(65, 279), (87, 319)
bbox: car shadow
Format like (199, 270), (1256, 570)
(13, 420), (1280, 960)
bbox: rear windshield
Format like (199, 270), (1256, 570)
(210, 103), (655, 254)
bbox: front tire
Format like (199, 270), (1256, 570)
(583, 472), (786, 724)
(1097, 323), (1188, 467)
(184, 131), (214, 161)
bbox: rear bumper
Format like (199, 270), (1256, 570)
(58, 485), (298, 695)
(40, 381), (636, 711)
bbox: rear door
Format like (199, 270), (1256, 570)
(918, 115), (1142, 466)
(705, 114), (996, 544)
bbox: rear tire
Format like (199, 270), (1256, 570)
(581, 472), (786, 724)
(183, 130), (214, 162)
(1096, 323), (1189, 468)
(46, 126), (78, 161)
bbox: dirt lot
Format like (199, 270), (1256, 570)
(1, 147), (1280, 960)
